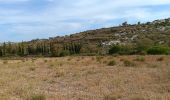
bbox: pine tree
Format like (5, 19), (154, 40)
(3, 42), (6, 56)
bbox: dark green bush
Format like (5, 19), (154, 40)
(59, 50), (70, 57)
(107, 60), (116, 66)
(109, 45), (121, 54)
(147, 46), (170, 55)
(109, 45), (132, 55)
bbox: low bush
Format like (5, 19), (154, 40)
(109, 45), (121, 54)
(107, 60), (116, 66)
(147, 46), (170, 55)
(59, 50), (70, 57)
(124, 60), (136, 67)
(109, 45), (132, 55)
(157, 57), (164, 61)
(44, 59), (48, 63)
(28, 94), (45, 100)
(3, 60), (8, 64)
(135, 56), (145, 62)
(104, 95), (117, 100)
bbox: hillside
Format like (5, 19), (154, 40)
(1, 18), (170, 56)
(49, 18), (170, 46)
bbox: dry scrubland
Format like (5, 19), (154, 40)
(0, 56), (170, 100)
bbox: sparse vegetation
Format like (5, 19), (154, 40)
(107, 60), (116, 66)
(3, 60), (8, 64)
(44, 59), (48, 63)
(0, 56), (169, 99)
(28, 94), (45, 100)
(157, 57), (164, 61)
(1, 18), (170, 99)
(29, 67), (36, 71)
(147, 46), (170, 55)
(104, 95), (117, 100)
(123, 60), (136, 67)
(135, 56), (145, 62)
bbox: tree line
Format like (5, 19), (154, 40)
(0, 39), (170, 57)
(0, 41), (82, 57)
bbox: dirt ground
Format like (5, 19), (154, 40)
(0, 55), (169, 100)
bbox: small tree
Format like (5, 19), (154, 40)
(122, 21), (128, 26)
(109, 45), (121, 54)
(137, 21), (141, 25)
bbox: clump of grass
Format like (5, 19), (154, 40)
(104, 95), (117, 100)
(54, 71), (64, 78)
(135, 56), (145, 62)
(31, 58), (36, 63)
(59, 63), (63, 66)
(22, 59), (26, 62)
(131, 96), (145, 100)
(29, 67), (36, 71)
(77, 59), (80, 62)
(103, 60), (107, 64)
(25, 58), (29, 61)
(67, 58), (72, 61)
(44, 59), (48, 63)
(50, 64), (54, 67)
(107, 60), (116, 66)
(91, 57), (95, 61)
(113, 54), (119, 57)
(165, 70), (170, 80)
(157, 57), (164, 61)
(149, 64), (158, 68)
(81, 56), (85, 59)
(120, 58), (125, 61)
(96, 56), (104, 63)
(85, 70), (97, 75)
(3, 60), (8, 64)
(27, 94), (45, 100)
(124, 60), (136, 67)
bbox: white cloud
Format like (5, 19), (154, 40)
(0, 0), (29, 3)
(0, 0), (170, 41)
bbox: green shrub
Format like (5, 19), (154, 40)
(135, 38), (154, 53)
(28, 94), (45, 100)
(59, 50), (70, 57)
(118, 46), (132, 55)
(135, 56), (145, 62)
(107, 60), (116, 66)
(147, 46), (170, 55)
(109, 45), (132, 55)
(124, 60), (136, 67)
(109, 45), (121, 54)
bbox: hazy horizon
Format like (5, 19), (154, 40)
(0, 0), (170, 42)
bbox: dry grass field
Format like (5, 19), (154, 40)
(0, 55), (170, 100)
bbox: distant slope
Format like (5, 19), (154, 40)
(45, 18), (170, 45)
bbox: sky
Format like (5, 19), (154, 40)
(0, 0), (170, 42)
